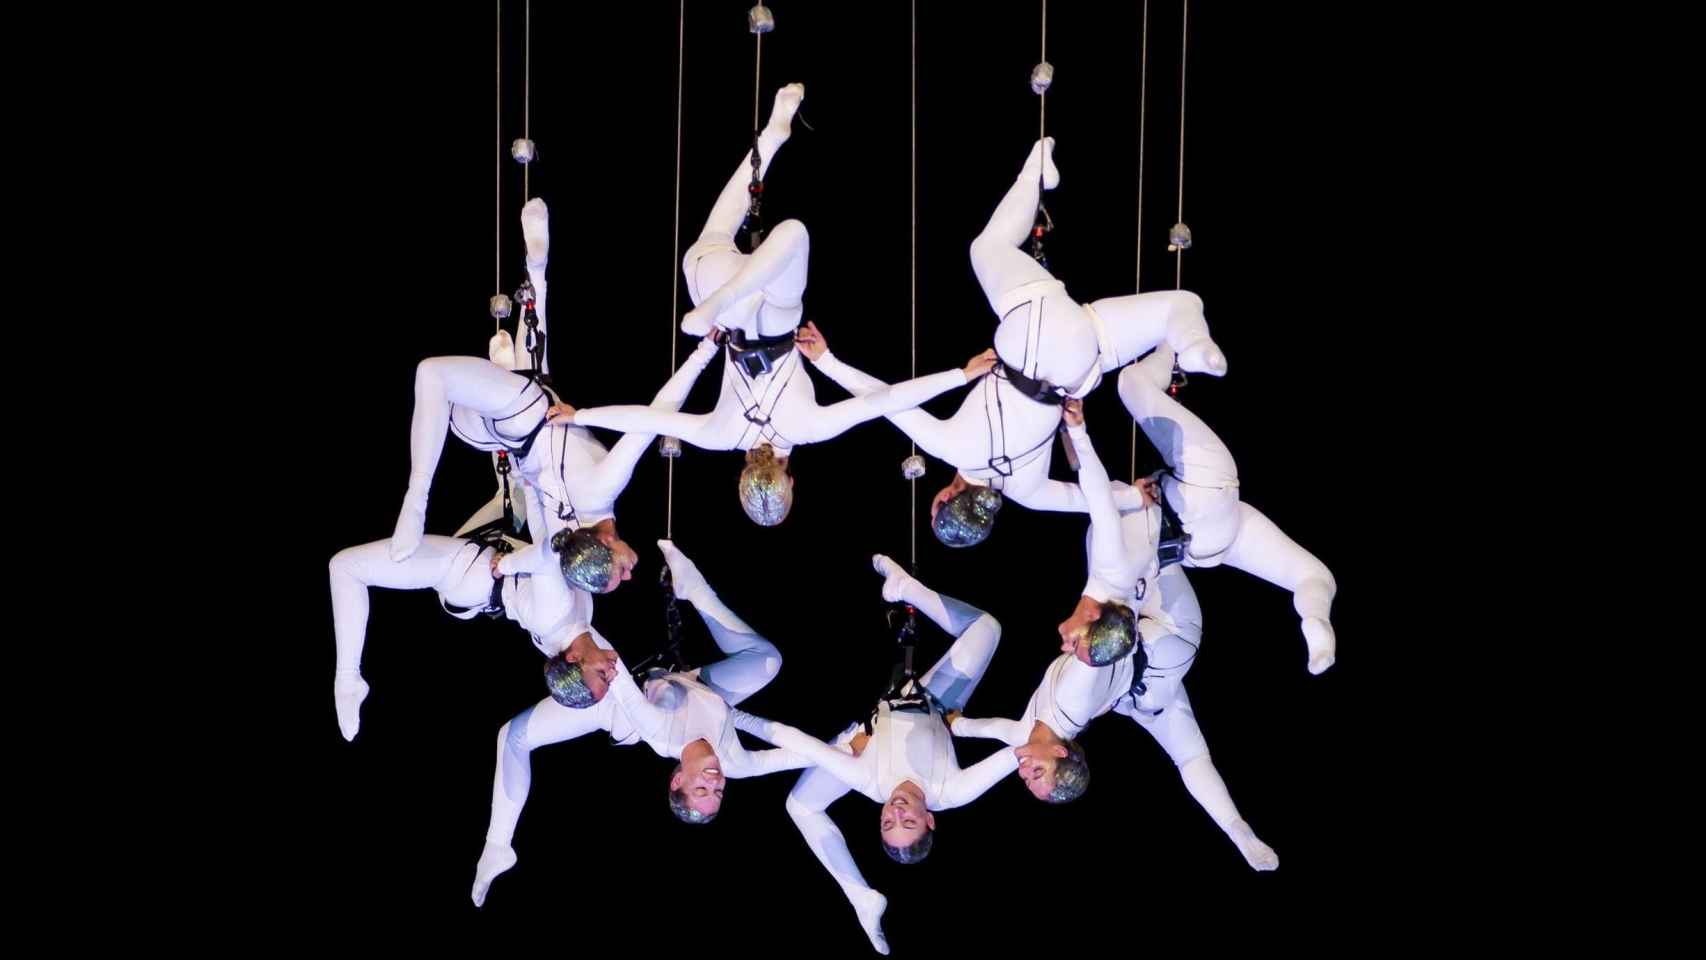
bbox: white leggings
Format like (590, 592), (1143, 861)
(973, 144), (1222, 391)
(1120, 351), (1337, 649)
(782, 576), (999, 951)
(403, 357), (553, 512)
(681, 110), (807, 340)
(328, 534), (498, 681)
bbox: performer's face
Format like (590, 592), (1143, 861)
(1016, 740), (1070, 801)
(879, 782), (934, 846)
(565, 634), (617, 702)
(595, 530), (639, 592)
(671, 754), (726, 819)
(1058, 595), (1103, 664)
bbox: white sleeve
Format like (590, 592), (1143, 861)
(587, 337), (720, 497)
(937, 746), (1020, 809)
(497, 482), (557, 576)
(731, 745), (814, 778)
(809, 350), (889, 396)
(1066, 423), (1125, 564)
(606, 667), (673, 743)
(950, 716), (1030, 746)
(732, 710), (870, 793)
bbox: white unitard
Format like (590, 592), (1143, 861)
(473, 544), (808, 905)
(1120, 346), (1338, 672)
(569, 349), (972, 457)
(329, 488), (596, 740)
(678, 84), (810, 341)
(1065, 420), (1162, 605)
(732, 572), (1013, 954)
(568, 84), (969, 456)
(956, 564), (1279, 871)
(811, 350), (1145, 512)
(389, 194), (722, 560)
(392, 331), (719, 561)
(971, 139), (1228, 399)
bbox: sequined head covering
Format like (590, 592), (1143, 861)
(1045, 739), (1090, 803)
(882, 827), (935, 864)
(552, 528), (616, 593)
(544, 654), (597, 709)
(1083, 602), (1138, 666)
(738, 446), (792, 526)
(668, 768), (720, 825)
(932, 486), (1003, 547)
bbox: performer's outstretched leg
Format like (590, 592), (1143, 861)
(520, 197), (551, 374)
(682, 83), (806, 331)
(1088, 291), (1226, 376)
(472, 697), (609, 907)
(659, 540), (782, 705)
(873, 554), (1001, 710)
(328, 535), (494, 740)
(1220, 502), (1338, 674)
(968, 138), (1059, 310)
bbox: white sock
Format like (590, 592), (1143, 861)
(471, 842), (519, 907)
(1303, 617), (1336, 675)
(850, 887), (890, 956)
(1021, 137), (1061, 190)
(1229, 820), (1279, 872)
(521, 198), (549, 268)
(333, 671), (369, 742)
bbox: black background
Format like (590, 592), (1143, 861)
(244, 0), (1443, 947)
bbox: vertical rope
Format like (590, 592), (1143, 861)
(666, 0), (685, 540)
(910, 0), (919, 572)
(523, 0), (532, 200)
(1131, 0), (1149, 483)
(1175, 0), (1187, 291)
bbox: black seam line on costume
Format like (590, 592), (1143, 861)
(489, 383), (546, 426)
(448, 419), (499, 451)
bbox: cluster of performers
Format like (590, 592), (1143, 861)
(328, 85), (1338, 953)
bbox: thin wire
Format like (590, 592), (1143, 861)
(666, 0), (685, 540)
(495, 0), (502, 321)
(910, 0), (918, 572)
(523, 0), (532, 200)
(753, 30), (763, 132)
(1132, 0), (1149, 483)
(1038, 0), (1047, 142)
(1175, 0), (1187, 291)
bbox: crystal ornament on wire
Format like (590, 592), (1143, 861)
(510, 138), (537, 164)
(1168, 222), (1193, 252)
(748, 5), (775, 34)
(658, 436), (683, 459)
(1030, 62), (1054, 95)
(901, 454), (927, 480)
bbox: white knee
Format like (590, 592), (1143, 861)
(969, 232), (1003, 263)
(784, 792), (812, 824)
(767, 218), (809, 247)
(1159, 290), (1204, 318)
(414, 356), (450, 393)
(329, 548), (359, 580)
